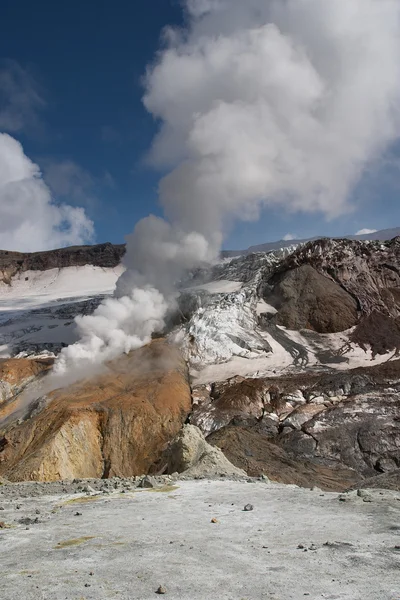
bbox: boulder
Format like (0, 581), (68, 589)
(163, 424), (246, 478)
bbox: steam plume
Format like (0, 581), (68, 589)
(54, 0), (400, 377)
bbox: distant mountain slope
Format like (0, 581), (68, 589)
(223, 226), (400, 257)
(0, 242), (125, 284)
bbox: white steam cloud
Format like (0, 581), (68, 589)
(54, 0), (400, 377)
(355, 228), (378, 236)
(0, 133), (94, 251)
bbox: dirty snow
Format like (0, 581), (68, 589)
(0, 266), (123, 357)
(0, 265), (124, 310)
(186, 279), (243, 294)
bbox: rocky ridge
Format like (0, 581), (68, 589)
(0, 242), (125, 285)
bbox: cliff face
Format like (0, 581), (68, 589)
(0, 242), (125, 284)
(265, 237), (400, 320)
(0, 340), (191, 481)
(259, 238), (400, 353)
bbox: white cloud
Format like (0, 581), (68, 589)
(355, 228), (378, 235)
(0, 60), (45, 134)
(0, 133), (94, 252)
(283, 233), (297, 241)
(144, 0), (400, 244)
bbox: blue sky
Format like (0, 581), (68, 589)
(1, 0), (399, 251)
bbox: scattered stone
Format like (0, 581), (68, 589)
(156, 585), (167, 594)
(18, 517), (39, 525)
(297, 544), (305, 549)
(83, 485), (96, 494)
(74, 512), (82, 516)
(139, 476), (158, 489)
(211, 518), (218, 523)
(243, 504), (254, 512)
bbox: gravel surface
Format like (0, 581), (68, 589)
(0, 479), (399, 600)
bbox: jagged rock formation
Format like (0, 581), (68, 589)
(208, 426), (359, 491)
(191, 360), (400, 487)
(267, 237), (400, 322)
(0, 340), (191, 481)
(0, 242), (125, 284)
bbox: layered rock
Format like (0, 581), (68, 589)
(0, 242), (125, 284)
(208, 425), (359, 491)
(0, 340), (191, 481)
(191, 361), (400, 487)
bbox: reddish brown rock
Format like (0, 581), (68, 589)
(208, 425), (359, 492)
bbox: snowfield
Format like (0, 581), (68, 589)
(0, 265), (124, 310)
(0, 266), (123, 357)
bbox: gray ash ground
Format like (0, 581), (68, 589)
(0, 477), (399, 600)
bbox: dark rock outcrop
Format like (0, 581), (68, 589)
(208, 425), (360, 491)
(266, 264), (358, 333)
(268, 237), (400, 319)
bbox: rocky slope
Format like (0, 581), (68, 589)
(0, 357), (53, 404)
(0, 340), (191, 481)
(191, 360), (400, 488)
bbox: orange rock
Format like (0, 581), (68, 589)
(0, 357), (53, 405)
(0, 340), (191, 482)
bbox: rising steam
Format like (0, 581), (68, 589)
(54, 0), (400, 378)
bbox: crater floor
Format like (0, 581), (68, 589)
(0, 479), (399, 600)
